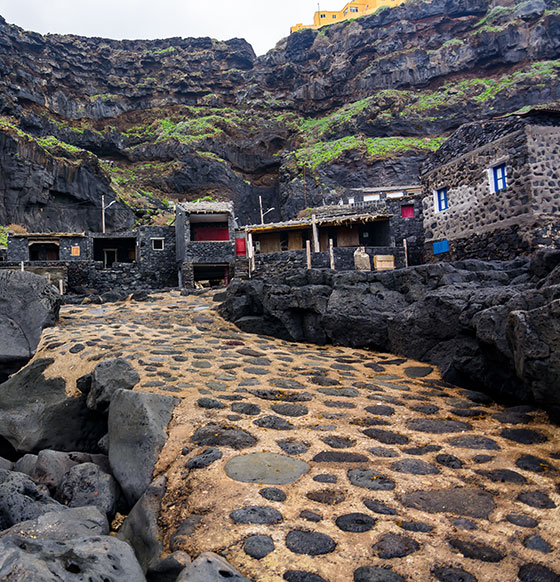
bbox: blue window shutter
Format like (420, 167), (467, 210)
(433, 240), (450, 255)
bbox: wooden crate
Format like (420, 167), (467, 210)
(374, 255), (395, 271)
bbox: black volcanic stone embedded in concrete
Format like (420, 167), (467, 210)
(372, 533), (419, 559)
(348, 468), (395, 491)
(313, 451), (368, 463)
(472, 455), (494, 464)
(259, 487), (287, 502)
(363, 498), (397, 515)
(354, 566), (406, 582)
(365, 405), (395, 416)
(451, 518), (477, 531)
(407, 419), (472, 434)
(402, 488), (495, 518)
(284, 570), (326, 582)
(244, 535), (275, 559)
(314, 474), (337, 483)
(518, 563), (560, 582)
(398, 520), (433, 533)
(335, 512), (376, 533)
(197, 398), (226, 410)
(369, 447), (399, 458)
(254, 415), (295, 430)
(231, 402), (261, 415)
(450, 408), (487, 418)
(523, 534), (552, 553)
(270, 379), (306, 390)
(323, 400), (356, 409)
(405, 366), (434, 378)
(391, 459), (440, 475)
(362, 428), (409, 445)
(191, 424), (256, 450)
(411, 404), (439, 414)
(475, 469), (527, 484)
(517, 490), (556, 509)
(500, 428), (548, 444)
(321, 436), (356, 449)
(431, 566), (478, 582)
(230, 506), (283, 525)
(271, 403), (309, 417)
(186, 448), (223, 469)
(318, 387), (359, 397)
(311, 376), (340, 386)
(448, 436), (500, 450)
(306, 489), (345, 505)
(300, 510), (322, 522)
(251, 389), (313, 402)
(506, 514), (538, 528)
(285, 530), (336, 556)
(515, 454), (557, 473)
(461, 390), (493, 404)
(448, 539), (504, 562)
(435, 454), (464, 469)
(277, 440), (309, 455)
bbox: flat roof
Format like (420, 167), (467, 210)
(247, 213), (391, 233)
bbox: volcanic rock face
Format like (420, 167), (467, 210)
(221, 249), (560, 419)
(0, 270), (61, 382)
(0, 0), (559, 230)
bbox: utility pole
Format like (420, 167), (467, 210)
(259, 195), (264, 224)
(101, 195), (106, 234)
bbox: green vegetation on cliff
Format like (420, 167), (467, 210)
(294, 135), (446, 170)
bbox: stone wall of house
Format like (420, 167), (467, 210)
(526, 124), (560, 250)
(251, 246), (406, 279)
(7, 237), (30, 262)
(137, 226), (177, 287)
(385, 197), (424, 265)
(184, 241), (236, 265)
(58, 237), (89, 261)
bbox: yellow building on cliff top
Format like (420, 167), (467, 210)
(291, 0), (406, 33)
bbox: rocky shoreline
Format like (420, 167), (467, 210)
(0, 275), (559, 581)
(221, 249), (560, 421)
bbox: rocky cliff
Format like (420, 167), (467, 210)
(0, 0), (559, 231)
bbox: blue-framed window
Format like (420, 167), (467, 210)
(492, 164), (507, 192)
(435, 187), (448, 212)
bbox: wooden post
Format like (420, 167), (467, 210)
(101, 194), (106, 234)
(306, 240), (311, 269)
(248, 231), (255, 277)
(403, 239), (409, 268)
(259, 196), (264, 224)
(20, 261), (24, 272)
(312, 215), (320, 253)
(329, 239), (335, 270)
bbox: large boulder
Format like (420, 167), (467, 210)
(176, 552), (249, 582)
(0, 469), (64, 530)
(0, 270), (61, 382)
(0, 359), (107, 453)
(108, 390), (180, 505)
(87, 358), (141, 412)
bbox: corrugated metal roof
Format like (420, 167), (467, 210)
(246, 212), (391, 233)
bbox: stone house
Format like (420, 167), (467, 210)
(243, 190), (423, 273)
(175, 201), (237, 287)
(4, 226), (177, 292)
(421, 109), (560, 261)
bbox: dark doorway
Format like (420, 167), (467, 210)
(29, 242), (59, 261)
(193, 264), (230, 287)
(93, 238), (136, 268)
(359, 221), (391, 246)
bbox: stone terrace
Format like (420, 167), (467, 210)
(38, 291), (560, 582)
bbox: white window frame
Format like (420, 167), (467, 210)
(151, 238), (165, 251)
(433, 187), (448, 212)
(487, 163), (507, 194)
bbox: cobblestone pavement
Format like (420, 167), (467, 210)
(39, 290), (560, 582)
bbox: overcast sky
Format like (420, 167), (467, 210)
(0, 0), (337, 56)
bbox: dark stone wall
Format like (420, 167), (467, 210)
(185, 241), (236, 265)
(7, 237), (30, 262)
(59, 237), (89, 261)
(422, 117), (560, 261)
(251, 246), (406, 278)
(137, 226), (177, 287)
